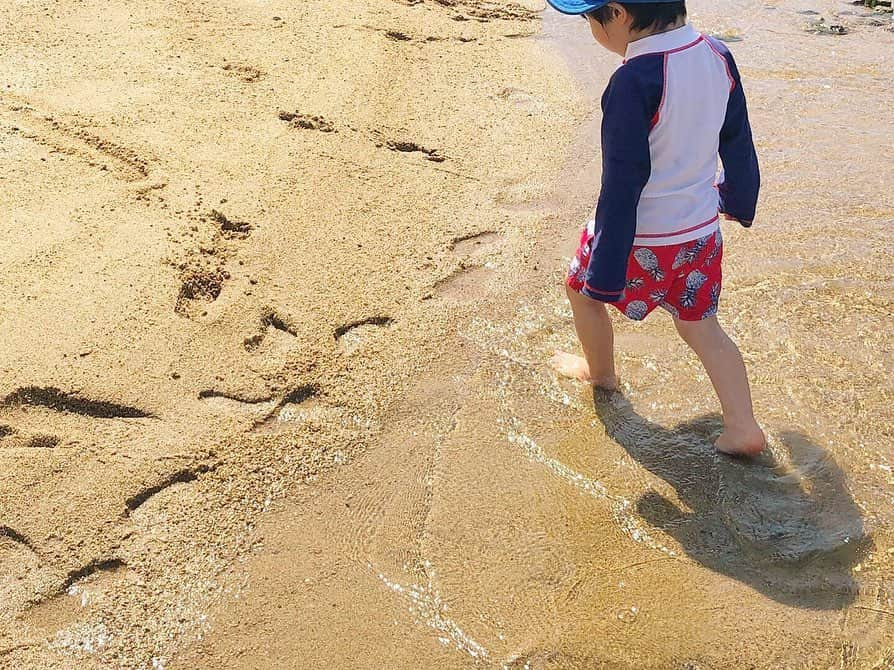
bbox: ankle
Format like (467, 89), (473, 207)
(590, 373), (619, 391)
(723, 416), (764, 437)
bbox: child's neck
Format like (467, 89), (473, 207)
(627, 18), (687, 48)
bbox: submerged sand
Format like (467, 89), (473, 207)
(1, 0), (892, 668)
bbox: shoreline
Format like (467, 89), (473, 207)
(2, 0), (893, 668)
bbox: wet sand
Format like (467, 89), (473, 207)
(1, 0), (893, 668)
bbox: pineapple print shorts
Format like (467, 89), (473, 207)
(567, 224), (723, 322)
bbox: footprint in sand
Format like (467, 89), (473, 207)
(0, 527), (45, 613)
(197, 389), (277, 417)
(421, 231), (505, 303)
(385, 139), (445, 162)
(244, 308), (298, 354)
(174, 208), (253, 318)
(125, 463), (216, 514)
(175, 267), (228, 317)
(450, 230), (503, 260)
(334, 316), (393, 355)
(24, 559), (134, 633)
(252, 385), (342, 434)
(208, 209), (252, 239)
(278, 111), (337, 133)
(429, 265), (495, 303)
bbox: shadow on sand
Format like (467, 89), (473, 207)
(591, 388), (872, 610)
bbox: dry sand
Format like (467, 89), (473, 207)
(1, 0), (893, 668)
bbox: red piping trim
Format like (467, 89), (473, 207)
(626, 35), (704, 62)
(583, 284), (623, 296)
(633, 214), (719, 239)
(650, 53), (668, 130)
(704, 37), (736, 92)
(664, 35), (703, 55)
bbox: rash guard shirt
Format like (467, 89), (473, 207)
(582, 24), (760, 303)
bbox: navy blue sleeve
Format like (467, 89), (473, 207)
(712, 40), (760, 226)
(583, 57), (662, 303)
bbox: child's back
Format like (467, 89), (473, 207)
(626, 30), (748, 241)
(586, 22), (758, 296)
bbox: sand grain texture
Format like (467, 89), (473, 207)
(0, 0), (577, 667)
(1, 0), (893, 668)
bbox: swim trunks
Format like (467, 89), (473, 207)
(567, 221), (723, 321)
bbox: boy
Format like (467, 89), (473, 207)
(546, 0), (766, 456)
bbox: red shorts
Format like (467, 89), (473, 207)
(567, 225), (723, 321)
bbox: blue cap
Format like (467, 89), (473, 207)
(546, 0), (678, 14)
(545, 0), (608, 13)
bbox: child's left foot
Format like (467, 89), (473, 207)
(549, 351), (619, 390)
(714, 423), (766, 457)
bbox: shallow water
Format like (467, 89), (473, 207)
(495, 3), (892, 663)
(169, 2), (892, 668)
(445, 3), (893, 664)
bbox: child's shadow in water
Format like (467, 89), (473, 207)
(591, 388), (872, 610)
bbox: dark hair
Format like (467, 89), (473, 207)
(587, 1), (687, 32)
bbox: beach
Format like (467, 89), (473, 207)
(1, 0), (892, 668)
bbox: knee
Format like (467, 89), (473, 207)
(674, 317), (705, 346)
(674, 316), (721, 349)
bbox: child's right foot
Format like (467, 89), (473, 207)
(549, 351), (619, 390)
(714, 423), (766, 457)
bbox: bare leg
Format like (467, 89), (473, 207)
(673, 316), (765, 456)
(550, 285), (619, 390)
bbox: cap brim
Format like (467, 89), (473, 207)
(545, 0), (608, 14)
